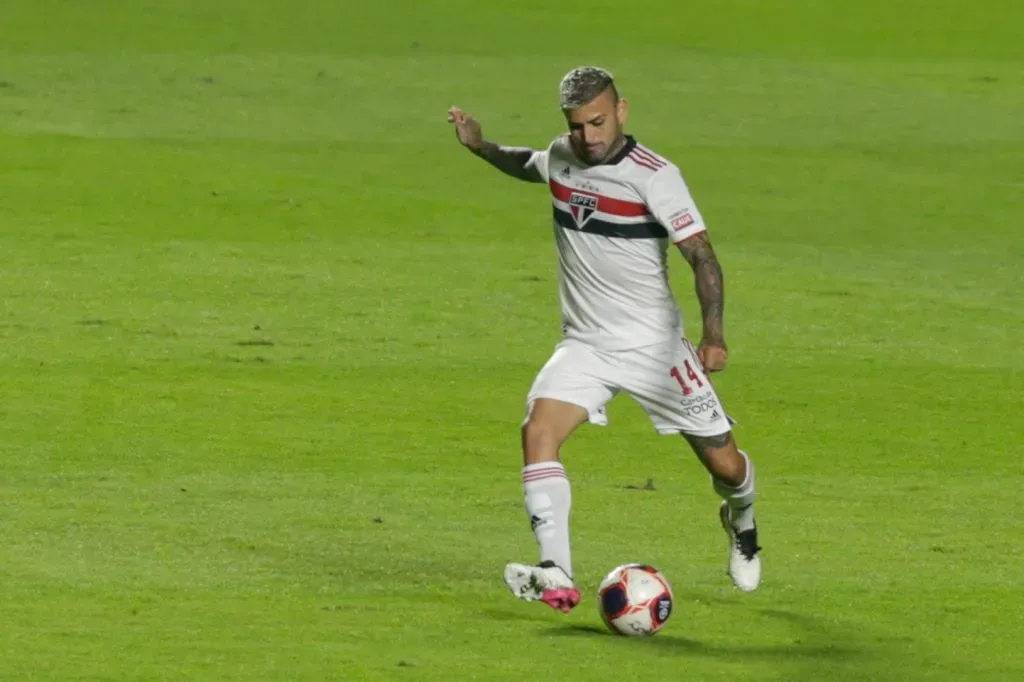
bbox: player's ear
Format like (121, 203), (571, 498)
(617, 97), (629, 126)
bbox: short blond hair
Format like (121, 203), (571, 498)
(559, 66), (618, 109)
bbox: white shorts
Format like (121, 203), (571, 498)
(526, 337), (732, 437)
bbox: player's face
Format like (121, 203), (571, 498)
(564, 87), (629, 164)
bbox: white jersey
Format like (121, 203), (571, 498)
(526, 135), (708, 351)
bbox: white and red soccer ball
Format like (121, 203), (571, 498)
(597, 563), (674, 636)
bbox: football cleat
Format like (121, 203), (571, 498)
(503, 560), (581, 613)
(719, 501), (762, 592)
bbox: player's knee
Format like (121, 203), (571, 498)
(521, 418), (562, 457)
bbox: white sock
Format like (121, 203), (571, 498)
(713, 450), (756, 532)
(522, 462), (573, 577)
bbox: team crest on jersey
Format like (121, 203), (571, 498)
(569, 193), (598, 228)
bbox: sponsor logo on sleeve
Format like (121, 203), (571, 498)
(670, 211), (695, 232)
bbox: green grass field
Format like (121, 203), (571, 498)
(2, 1), (1022, 680)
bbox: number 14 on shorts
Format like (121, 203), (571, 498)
(669, 360), (738, 425)
(669, 360), (703, 396)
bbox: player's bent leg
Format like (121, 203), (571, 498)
(683, 431), (744, 486)
(521, 397), (589, 465)
(506, 398), (590, 612)
(684, 432), (762, 592)
(509, 341), (616, 612)
(613, 337), (762, 591)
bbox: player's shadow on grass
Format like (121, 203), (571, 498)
(481, 607), (569, 624)
(546, 624), (706, 650)
(543, 612), (862, 663)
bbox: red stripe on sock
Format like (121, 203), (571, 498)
(522, 465), (565, 474)
(522, 471), (567, 483)
(522, 469), (566, 478)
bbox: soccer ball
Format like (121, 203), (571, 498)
(597, 563), (674, 636)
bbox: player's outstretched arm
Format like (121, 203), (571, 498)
(677, 232), (728, 372)
(447, 107), (544, 183)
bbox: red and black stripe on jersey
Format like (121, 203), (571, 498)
(549, 178), (668, 240)
(551, 207), (668, 239)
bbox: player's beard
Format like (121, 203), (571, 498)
(576, 132), (626, 165)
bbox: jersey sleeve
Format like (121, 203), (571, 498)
(644, 165), (707, 243)
(525, 147), (550, 183)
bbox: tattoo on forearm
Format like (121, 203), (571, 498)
(475, 142), (544, 183)
(678, 233), (725, 344)
(695, 254), (724, 342)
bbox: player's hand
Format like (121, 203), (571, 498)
(447, 106), (484, 152)
(698, 341), (728, 373)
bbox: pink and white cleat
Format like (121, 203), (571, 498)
(503, 561), (581, 613)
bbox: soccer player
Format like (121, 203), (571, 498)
(447, 66), (761, 613)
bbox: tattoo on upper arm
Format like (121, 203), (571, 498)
(677, 232), (725, 343)
(476, 143), (544, 183)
